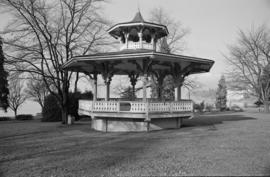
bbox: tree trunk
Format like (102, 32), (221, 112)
(61, 106), (68, 124)
(74, 72), (79, 93)
(14, 109), (17, 119)
(264, 101), (269, 113)
(61, 71), (69, 124)
(38, 102), (44, 112)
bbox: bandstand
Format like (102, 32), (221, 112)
(62, 12), (214, 132)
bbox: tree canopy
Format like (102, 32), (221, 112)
(8, 78), (26, 117)
(225, 25), (270, 112)
(0, 0), (109, 122)
(149, 7), (192, 100)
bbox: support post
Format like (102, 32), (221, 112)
(151, 34), (156, 51)
(93, 73), (98, 101)
(104, 78), (111, 101)
(101, 62), (114, 101)
(174, 84), (182, 101)
(157, 82), (163, 100)
(138, 31), (143, 48)
(142, 73), (148, 102)
(125, 33), (129, 49)
(171, 63), (184, 102)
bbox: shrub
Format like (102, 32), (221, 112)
(254, 100), (263, 107)
(42, 94), (62, 122)
(68, 92), (81, 121)
(194, 101), (205, 112)
(68, 91), (93, 121)
(42, 91), (93, 122)
(205, 104), (214, 112)
(0, 117), (11, 121)
(80, 91), (93, 100)
(193, 103), (201, 112)
(16, 114), (33, 120)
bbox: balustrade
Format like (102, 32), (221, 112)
(148, 102), (170, 112)
(93, 101), (118, 112)
(120, 41), (154, 50)
(130, 102), (147, 112)
(78, 100), (193, 114)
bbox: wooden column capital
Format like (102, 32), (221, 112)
(102, 75), (112, 85)
(128, 72), (139, 100)
(128, 72), (139, 86)
(173, 77), (184, 88)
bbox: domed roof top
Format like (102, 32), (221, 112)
(108, 11), (169, 40)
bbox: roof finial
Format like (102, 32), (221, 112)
(137, 1), (140, 13)
(131, 1), (144, 22)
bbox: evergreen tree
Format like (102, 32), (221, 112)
(0, 37), (9, 112)
(215, 75), (227, 111)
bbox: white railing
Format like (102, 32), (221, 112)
(78, 100), (193, 114)
(78, 100), (92, 115)
(130, 102), (147, 112)
(93, 101), (118, 112)
(120, 41), (154, 50)
(170, 101), (193, 112)
(148, 102), (170, 112)
(142, 42), (153, 50)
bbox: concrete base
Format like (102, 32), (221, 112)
(91, 117), (183, 132)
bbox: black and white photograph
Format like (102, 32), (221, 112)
(0, 0), (270, 176)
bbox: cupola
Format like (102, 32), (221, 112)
(108, 11), (169, 51)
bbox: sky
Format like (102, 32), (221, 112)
(103, 0), (270, 87)
(1, 0), (270, 116)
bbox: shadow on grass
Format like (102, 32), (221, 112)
(0, 131), (155, 176)
(182, 113), (256, 128)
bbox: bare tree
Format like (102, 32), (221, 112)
(0, 0), (110, 123)
(8, 78), (26, 117)
(148, 8), (192, 100)
(149, 7), (190, 53)
(225, 25), (270, 112)
(25, 74), (49, 110)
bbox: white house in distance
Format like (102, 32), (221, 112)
(62, 11), (214, 132)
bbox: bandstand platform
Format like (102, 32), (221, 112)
(79, 99), (193, 132)
(62, 11), (214, 132)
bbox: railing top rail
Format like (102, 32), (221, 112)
(79, 99), (193, 103)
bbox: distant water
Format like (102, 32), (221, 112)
(0, 101), (41, 118)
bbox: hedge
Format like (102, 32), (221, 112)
(16, 114), (34, 120)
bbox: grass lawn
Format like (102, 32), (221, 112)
(1, 112), (270, 176)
